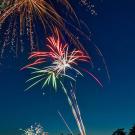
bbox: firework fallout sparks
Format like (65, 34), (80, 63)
(0, 0), (90, 58)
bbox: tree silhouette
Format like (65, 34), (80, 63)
(129, 125), (135, 135)
(112, 128), (126, 135)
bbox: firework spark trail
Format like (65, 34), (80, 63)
(81, 68), (103, 87)
(58, 111), (74, 135)
(60, 82), (86, 135)
(94, 45), (110, 81)
(79, 0), (97, 15)
(70, 83), (86, 135)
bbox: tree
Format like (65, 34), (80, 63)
(129, 125), (135, 135)
(112, 128), (126, 135)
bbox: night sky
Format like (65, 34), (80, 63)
(0, 0), (135, 135)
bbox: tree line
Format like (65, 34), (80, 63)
(59, 124), (135, 135)
(112, 124), (135, 135)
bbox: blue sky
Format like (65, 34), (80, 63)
(0, 0), (135, 135)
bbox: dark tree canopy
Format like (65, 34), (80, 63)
(129, 125), (135, 135)
(112, 128), (126, 135)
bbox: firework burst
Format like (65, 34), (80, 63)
(0, 0), (88, 58)
(22, 28), (102, 89)
(20, 123), (46, 135)
(22, 28), (92, 90)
